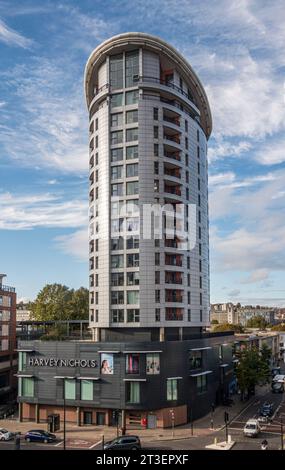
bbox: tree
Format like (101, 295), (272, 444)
(246, 315), (268, 330)
(211, 319), (219, 325)
(260, 343), (272, 366)
(213, 323), (244, 333)
(30, 284), (89, 321)
(236, 347), (271, 399)
(271, 323), (285, 331)
(68, 287), (89, 320)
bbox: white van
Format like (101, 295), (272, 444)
(243, 419), (261, 437)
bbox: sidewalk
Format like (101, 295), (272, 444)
(0, 385), (270, 444)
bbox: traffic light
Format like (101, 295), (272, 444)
(224, 411), (229, 423)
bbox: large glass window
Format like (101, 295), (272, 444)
(111, 309), (124, 323)
(111, 131), (123, 145)
(126, 382), (140, 403)
(126, 109), (138, 124)
(127, 272), (139, 286)
(126, 181), (139, 195)
(146, 353), (160, 375)
(126, 354), (139, 374)
(126, 237), (139, 249)
(64, 379), (76, 400)
(111, 291), (124, 305)
(21, 377), (34, 397)
(110, 54), (124, 90)
(111, 165), (123, 180)
(126, 90), (139, 105)
(189, 350), (202, 370)
(111, 218), (124, 233)
(111, 147), (123, 162)
(197, 375), (207, 394)
(127, 253), (139, 267)
(111, 272), (124, 286)
(111, 254), (124, 268)
(111, 183), (123, 197)
(126, 217), (139, 232)
(0, 311), (10, 321)
(127, 309), (140, 322)
(111, 237), (124, 251)
(126, 145), (138, 160)
(111, 113), (123, 127)
(126, 128), (138, 142)
(19, 352), (27, 372)
(111, 200), (124, 217)
(127, 291), (139, 305)
(126, 163), (138, 178)
(167, 379), (178, 401)
(110, 93), (123, 108)
(125, 50), (139, 87)
(81, 380), (93, 401)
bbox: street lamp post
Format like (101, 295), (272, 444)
(210, 403), (215, 430)
(224, 411), (229, 443)
(170, 409), (175, 438)
(54, 377), (67, 450)
(281, 415), (284, 451)
(63, 393), (66, 451)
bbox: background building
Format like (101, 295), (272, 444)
(211, 303), (237, 324)
(85, 32), (211, 343)
(211, 303), (277, 326)
(0, 274), (17, 404)
(16, 302), (32, 322)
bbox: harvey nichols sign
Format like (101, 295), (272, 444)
(28, 357), (98, 368)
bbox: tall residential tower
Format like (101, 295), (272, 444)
(17, 34), (236, 428)
(85, 33), (212, 343)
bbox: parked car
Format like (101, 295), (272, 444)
(272, 381), (284, 393)
(243, 419), (261, 437)
(104, 435), (141, 450)
(260, 402), (274, 417)
(24, 430), (56, 443)
(0, 428), (14, 441)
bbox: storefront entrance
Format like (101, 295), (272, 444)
(83, 411), (92, 425)
(96, 412), (106, 425)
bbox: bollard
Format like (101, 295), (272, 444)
(214, 437), (217, 445)
(228, 435), (231, 443)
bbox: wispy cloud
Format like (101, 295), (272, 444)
(0, 191), (87, 230)
(0, 58), (88, 173)
(54, 228), (88, 262)
(0, 18), (33, 48)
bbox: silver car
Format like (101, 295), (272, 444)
(0, 428), (14, 441)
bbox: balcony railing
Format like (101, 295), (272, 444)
(163, 134), (181, 145)
(163, 115), (180, 126)
(164, 152), (181, 162)
(164, 168), (181, 179)
(139, 76), (197, 105)
(165, 256), (183, 267)
(165, 294), (183, 303)
(164, 185), (181, 196)
(0, 284), (15, 293)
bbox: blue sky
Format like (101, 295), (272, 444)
(0, 0), (285, 306)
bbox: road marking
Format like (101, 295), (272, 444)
(89, 440), (102, 449)
(54, 440), (63, 447)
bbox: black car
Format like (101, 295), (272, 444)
(104, 436), (141, 450)
(260, 402), (274, 417)
(25, 430), (56, 443)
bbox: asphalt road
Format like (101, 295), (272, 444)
(142, 389), (285, 451)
